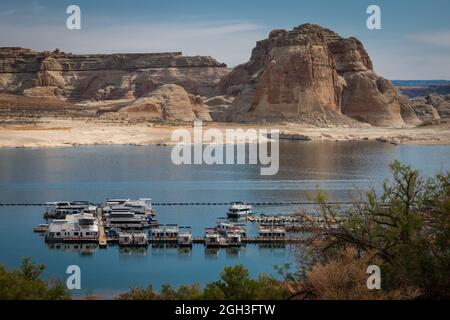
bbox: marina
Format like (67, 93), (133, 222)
(36, 199), (307, 248)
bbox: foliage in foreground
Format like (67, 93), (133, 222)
(118, 265), (289, 300)
(291, 161), (449, 300)
(0, 258), (70, 300)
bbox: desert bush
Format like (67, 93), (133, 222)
(118, 265), (289, 300)
(294, 161), (449, 299)
(0, 258), (70, 300)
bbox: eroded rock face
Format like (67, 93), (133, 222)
(411, 95), (450, 120)
(118, 84), (211, 122)
(0, 47), (229, 101)
(218, 24), (419, 126)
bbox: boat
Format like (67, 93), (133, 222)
(103, 198), (155, 217)
(177, 227), (193, 247)
(204, 229), (228, 247)
(105, 211), (150, 230)
(227, 202), (252, 218)
(151, 224), (179, 240)
(45, 213), (99, 242)
(44, 201), (97, 219)
(225, 232), (242, 247)
(118, 232), (149, 246)
(33, 224), (49, 233)
(103, 198), (156, 229)
(216, 221), (247, 238)
(257, 224), (287, 239)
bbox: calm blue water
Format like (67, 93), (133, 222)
(0, 141), (448, 297)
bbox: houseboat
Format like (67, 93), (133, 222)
(44, 201), (97, 219)
(151, 224), (179, 240)
(105, 211), (150, 230)
(118, 232), (149, 246)
(45, 213), (99, 242)
(227, 202), (252, 218)
(204, 229), (228, 247)
(216, 221), (247, 238)
(103, 198), (156, 229)
(257, 224), (287, 239)
(225, 232), (242, 247)
(177, 227), (193, 247)
(103, 198), (155, 217)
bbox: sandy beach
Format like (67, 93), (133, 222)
(1, 117), (449, 148)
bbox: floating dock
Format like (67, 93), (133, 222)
(97, 212), (107, 247)
(105, 236), (304, 246)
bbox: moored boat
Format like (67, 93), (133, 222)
(177, 227), (193, 247)
(227, 202), (252, 218)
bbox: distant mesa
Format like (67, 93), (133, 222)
(393, 80), (450, 98)
(0, 47), (228, 101)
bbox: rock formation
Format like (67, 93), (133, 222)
(217, 24), (420, 127)
(0, 47), (228, 102)
(118, 84), (211, 121)
(410, 94), (450, 120)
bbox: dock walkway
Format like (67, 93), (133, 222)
(97, 211), (107, 247)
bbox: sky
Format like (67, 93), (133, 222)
(0, 0), (449, 79)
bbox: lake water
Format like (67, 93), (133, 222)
(0, 141), (449, 297)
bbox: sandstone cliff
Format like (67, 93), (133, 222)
(0, 47), (229, 101)
(411, 94), (450, 120)
(218, 24), (420, 127)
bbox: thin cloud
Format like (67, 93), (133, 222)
(0, 9), (16, 17)
(409, 30), (450, 49)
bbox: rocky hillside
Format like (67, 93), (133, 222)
(217, 24), (419, 127)
(0, 47), (229, 101)
(410, 94), (450, 121)
(116, 84), (212, 122)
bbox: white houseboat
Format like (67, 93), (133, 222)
(216, 221), (247, 238)
(103, 198), (155, 217)
(151, 224), (179, 240)
(227, 202), (252, 218)
(177, 227), (193, 247)
(204, 229), (228, 247)
(103, 198), (156, 229)
(118, 232), (149, 246)
(225, 232), (242, 247)
(257, 224), (286, 239)
(44, 201), (97, 219)
(105, 211), (150, 230)
(46, 213), (99, 242)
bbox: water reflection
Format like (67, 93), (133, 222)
(119, 246), (148, 257)
(47, 242), (99, 256)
